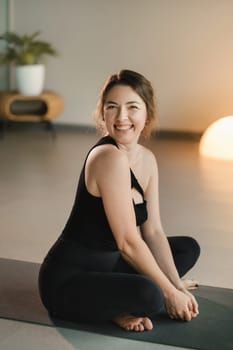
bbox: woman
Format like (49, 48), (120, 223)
(39, 69), (200, 332)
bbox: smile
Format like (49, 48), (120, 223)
(115, 125), (133, 131)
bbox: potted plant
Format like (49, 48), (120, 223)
(0, 31), (58, 95)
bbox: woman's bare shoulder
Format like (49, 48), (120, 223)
(89, 143), (127, 166)
(86, 143), (129, 182)
(85, 143), (129, 197)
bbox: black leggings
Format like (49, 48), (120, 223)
(39, 236), (200, 322)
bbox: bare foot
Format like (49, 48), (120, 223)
(112, 314), (153, 332)
(182, 278), (199, 290)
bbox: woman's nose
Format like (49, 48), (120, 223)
(117, 106), (128, 120)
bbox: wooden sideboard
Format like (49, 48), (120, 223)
(0, 91), (64, 137)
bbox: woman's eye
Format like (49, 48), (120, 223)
(129, 105), (138, 110)
(106, 105), (116, 110)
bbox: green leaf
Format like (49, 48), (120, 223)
(0, 31), (58, 65)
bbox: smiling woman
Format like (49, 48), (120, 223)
(101, 85), (147, 146)
(94, 70), (156, 139)
(39, 69), (200, 332)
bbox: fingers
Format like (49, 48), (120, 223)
(167, 298), (199, 321)
(182, 289), (199, 316)
(173, 308), (192, 321)
(167, 306), (177, 319)
(180, 309), (191, 321)
(166, 303), (190, 321)
(187, 293), (199, 316)
(165, 289), (200, 322)
(168, 310), (192, 321)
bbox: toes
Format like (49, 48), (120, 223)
(133, 322), (144, 332)
(113, 315), (153, 332)
(126, 324), (132, 331)
(142, 317), (153, 330)
(138, 322), (145, 332)
(182, 278), (199, 290)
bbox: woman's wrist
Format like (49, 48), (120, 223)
(164, 278), (184, 294)
(162, 285), (178, 299)
(176, 280), (186, 291)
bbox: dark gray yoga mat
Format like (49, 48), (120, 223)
(0, 258), (232, 350)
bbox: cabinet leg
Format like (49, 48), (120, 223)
(0, 119), (8, 139)
(43, 121), (57, 139)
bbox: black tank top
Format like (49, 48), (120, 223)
(61, 136), (148, 251)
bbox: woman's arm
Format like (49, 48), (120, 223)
(88, 146), (197, 320)
(140, 150), (198, 316)
(92, 147), (175, 294)
(140, 151), (183, 289)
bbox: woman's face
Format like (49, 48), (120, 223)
(103, 85), (147, 146)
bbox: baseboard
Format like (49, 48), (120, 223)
(1, 120), (203, 141)
(54, 124), (203, 141)
(153, 129), (202, 141)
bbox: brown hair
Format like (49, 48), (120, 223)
(94, 69), (157, 138)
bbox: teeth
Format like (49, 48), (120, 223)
(115, 125), (132, 130)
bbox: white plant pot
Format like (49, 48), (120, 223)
(16, 64), (45, 96)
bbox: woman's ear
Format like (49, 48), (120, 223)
(143, 118), (150, 128)
(141, 118), (151, 138)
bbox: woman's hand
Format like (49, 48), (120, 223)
(164, 288), (199, 321)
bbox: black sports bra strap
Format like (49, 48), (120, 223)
(130, 169), (144, 198)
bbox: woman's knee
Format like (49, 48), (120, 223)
(168, 236), (200, 277)
(185, 237), (201, 263)
(170, 236), (200, 263)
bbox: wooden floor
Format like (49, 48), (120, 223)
(0, 126), (232, 289)
(0, 126), (232, 350)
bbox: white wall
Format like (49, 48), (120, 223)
(11, 0), (233, 132)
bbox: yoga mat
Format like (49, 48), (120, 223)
(0, 258), (232, 350)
